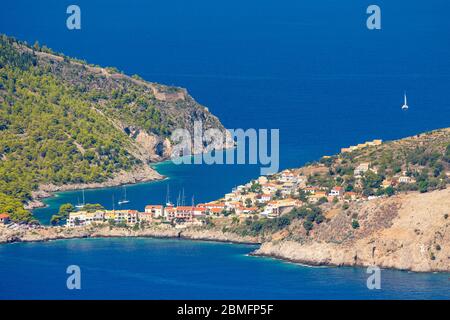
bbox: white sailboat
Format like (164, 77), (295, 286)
(118, 186), (130, 205)
(402, 92), (409, 110)
(75, 189), (85, 208)
(165, 184), (173, 207)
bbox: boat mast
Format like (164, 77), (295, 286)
(166, 184), (171, 205)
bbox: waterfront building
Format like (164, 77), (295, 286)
(145, 205), (164, 218)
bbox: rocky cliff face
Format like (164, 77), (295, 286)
(1, 187), (448, 272)
(0, 224), (259, 245)
(25, 45), (233, 164)
(254, 188), (450, 272)
(0, 35), (234, 211)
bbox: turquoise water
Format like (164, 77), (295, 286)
(33, 157), (264, 224)
(0, 238), (449, 300)
(4, 0), (447, 224)
(1, 0), (450, 298)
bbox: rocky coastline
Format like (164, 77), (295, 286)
(3, 186), (450, 275)
(24, 164), (165, 210)
(253, 188), (450, 273)
(0, 224), (260, 246)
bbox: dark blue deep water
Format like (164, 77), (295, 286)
(1, 0), (450, 299)
(0, 238), (449, 300)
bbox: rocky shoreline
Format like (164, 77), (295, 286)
(253, 188), (450, 273)
(12, 165), (450, 274)
(252, 241), (450, 273)
(1, 217), (449, 273)
(25, 164), (165, 210)
(0, 224), (260, 246)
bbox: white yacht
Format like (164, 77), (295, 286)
(402, 92), (409, 110)
(75, 189), (85, 208)
(118, 186), (130, 205)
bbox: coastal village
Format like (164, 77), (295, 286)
(1, 129), (449, 274)
(63, 137), (433, 229)
(1, 134), (448, 232)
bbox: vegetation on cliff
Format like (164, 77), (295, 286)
(0, 34), (227, 222)
(311, 128), (450, 196)
(219, 128), (450, 240)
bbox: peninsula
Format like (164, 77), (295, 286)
(1, 127), (449, 273)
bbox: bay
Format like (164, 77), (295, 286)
(1, 0), (449, 299)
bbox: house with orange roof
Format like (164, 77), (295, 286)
(164, 206), (194, 222)
(329, 186), (344, 197)
(0, 213), (10, 224)
(242, 207), (258, 214)
(209, 207), (223, 215)
(145, 205), (164, 218)
(125, 210), (139, 224)
(193, 206), (207, 217)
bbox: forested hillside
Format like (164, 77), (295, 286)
(0, 34), (227, 222)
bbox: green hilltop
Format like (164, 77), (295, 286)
(0, 34), (226, 222)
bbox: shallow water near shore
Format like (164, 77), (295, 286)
(2, 0), (450, 299)
(0, 238), (449, 299)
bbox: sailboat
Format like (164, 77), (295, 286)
(75, 189), (85, 208)
(165, 184), (174, 207)
(402, 92), (409, 110)
(118, 186), (130, 205)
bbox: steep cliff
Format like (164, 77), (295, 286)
(0, 34), (230, 219)
(254, 188), (450, 272)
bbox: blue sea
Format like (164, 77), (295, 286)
(0, 238), (449, 300)
(1, 0), (450, 299)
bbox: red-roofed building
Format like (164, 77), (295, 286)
(242, 207), (258, 214)
(145, 205), (164, 218)
(165, 206), (194, 222)
(0, 213), (11, 224)
(329, 186), (344, 197)
(126, 210), (139, 224)
(193, 207), (207, 217)
(209, 208), (223, 215)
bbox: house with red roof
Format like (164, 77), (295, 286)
(329, 186), (344, 197)
(145, 205), (164, 218)
(0, 213), (10, 224)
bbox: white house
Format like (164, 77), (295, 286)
(329, 186), (344, 197)
(145, 205), (164, 218)
(257, 193), (272, 203)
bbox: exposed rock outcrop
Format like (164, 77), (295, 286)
(254, 188), (450, 272)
